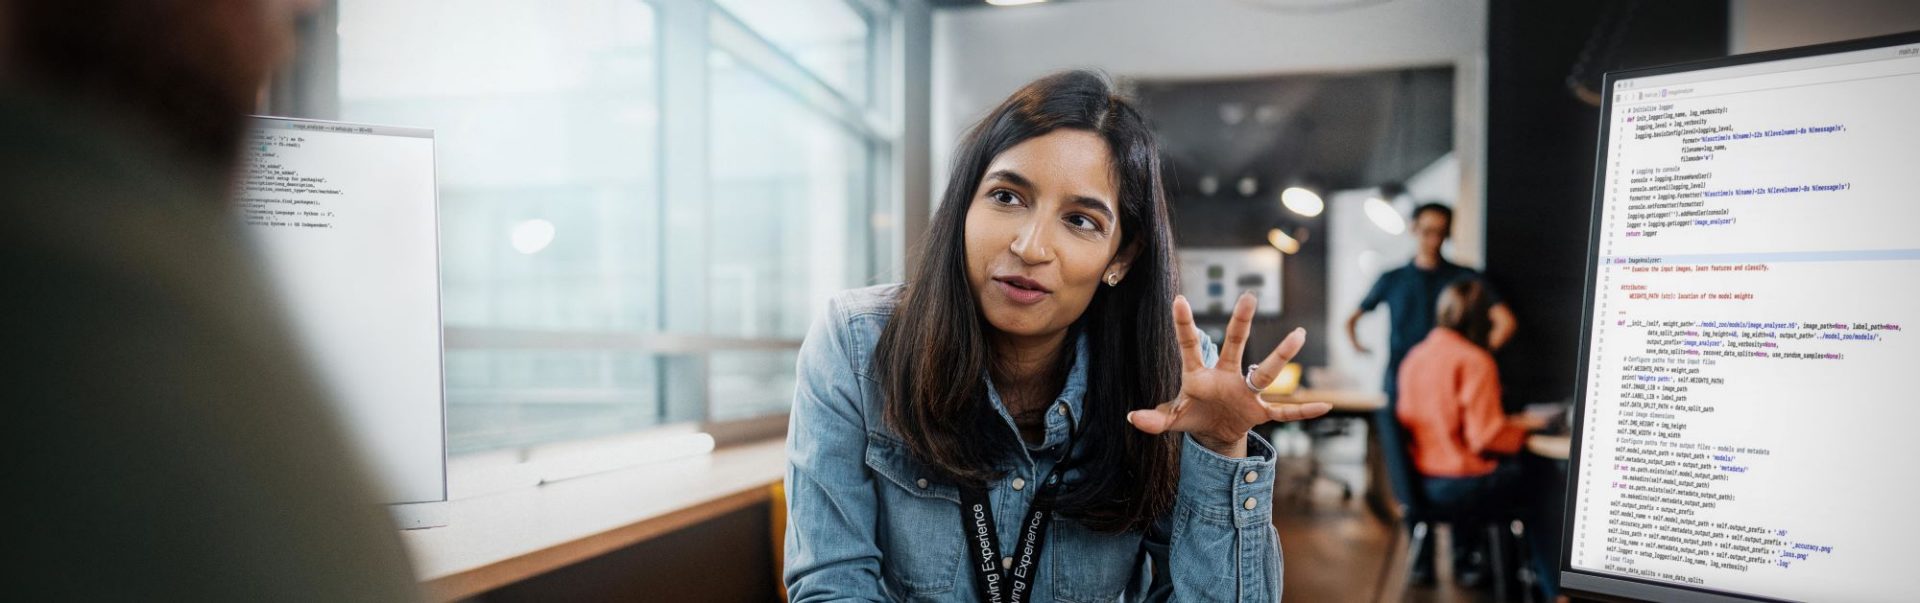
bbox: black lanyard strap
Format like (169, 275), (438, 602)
(957, 417), (1078, 603)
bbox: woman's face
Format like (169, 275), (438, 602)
(964, 129), (1135, 339)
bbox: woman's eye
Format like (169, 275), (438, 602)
(989, 190), (1022, 206)
(1066, 214), (1099, 231)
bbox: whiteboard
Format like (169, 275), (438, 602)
(236, 116), (448, 525)
(1177, 246), (1284, 316)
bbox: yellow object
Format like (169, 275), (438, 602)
(1267, 228), (1301, 254)
(1264, 363), (1302, 395)
(772, 481), (788, 602)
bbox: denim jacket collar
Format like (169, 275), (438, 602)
(981, 329), (1090, 445)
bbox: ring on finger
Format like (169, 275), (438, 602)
(1243, 363), (1265, 392)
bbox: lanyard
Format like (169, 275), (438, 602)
(958, 417), (1079, 603)
(959, 483), (1052, 603)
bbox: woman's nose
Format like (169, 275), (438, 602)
(1009, 218), (1055, 264)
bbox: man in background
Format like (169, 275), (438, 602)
(1345, 201), (1517, 587)
(1, 0), (420, 599)
(1347, 202), (1516, 400)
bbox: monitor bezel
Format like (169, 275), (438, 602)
(1562, 29), (1920, 603)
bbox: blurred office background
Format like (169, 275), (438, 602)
(261, 0), (1920, 601)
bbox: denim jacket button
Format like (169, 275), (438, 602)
(1244, 497), (1258, 510)
(1012, 478), (1026, 491)
(1244, 470), (1259, 483)
(916, 478), (929, 489)
(1002, 556), (1013, 570)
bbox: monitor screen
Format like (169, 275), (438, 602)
(1566, 32), (1920, 602)
(237, 117), (447, 514)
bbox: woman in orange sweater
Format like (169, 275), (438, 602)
(1396, 279), (1562, 600)
(1396, 280), (1548, 481)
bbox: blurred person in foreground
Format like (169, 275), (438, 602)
(1, 0), (420, 600)
(1396, 279), (1564, 601)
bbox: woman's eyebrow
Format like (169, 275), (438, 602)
(1068, 195), (1116, 222)
(985, 169), (1115, 222)
(984, 169), (1033, 189)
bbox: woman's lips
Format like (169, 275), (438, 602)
(994, 278), (1049, 305)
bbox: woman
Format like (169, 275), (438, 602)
(1395, 279), (1561, 600)
(783, 70), (1330, 602)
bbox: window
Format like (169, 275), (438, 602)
(713, 0), (873, 104)
(312, 0), (896, 454)
(707, 48), (873, 419)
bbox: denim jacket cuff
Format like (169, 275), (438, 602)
(1178, 430), (1279, 529)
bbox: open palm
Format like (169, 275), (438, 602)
(1127, 292), (1331, 456)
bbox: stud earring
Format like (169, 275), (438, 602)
(1105, 272), (1120, 286)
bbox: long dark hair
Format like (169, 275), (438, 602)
(873, 70), (1183, 533)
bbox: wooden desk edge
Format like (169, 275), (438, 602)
(423, 480), (779, 602)
(1259, 390), (1387, 413)
(1526, 434), (1572, 460)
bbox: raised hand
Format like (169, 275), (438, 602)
(1126, 292), (1332, 457)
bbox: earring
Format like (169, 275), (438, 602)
(1105, 272), (1120, 286)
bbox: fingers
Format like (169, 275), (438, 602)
(1248, 328), (1307, 389)
(1171, 295), (1203, 373)
(1127, 400), (1181, 435)
(1216, 292), (1256, 369)
(1267, 402), (1332, 423)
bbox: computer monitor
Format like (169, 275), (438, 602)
(236, 116), (449, 529)
(1565, 31), (1920, 602)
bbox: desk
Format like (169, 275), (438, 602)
(1261, 389), (1393, 521)
(403, 439), (786, 601)
(1526, 434), (1571, 460)
(1263, 388), (1386, 415)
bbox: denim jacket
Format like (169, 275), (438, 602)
(784, 284), (1283, 602)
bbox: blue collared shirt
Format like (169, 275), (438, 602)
(1358, 259), (1498, 395)
(784, 284), (1283, 602)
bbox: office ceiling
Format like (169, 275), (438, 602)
(1133, 67), (1454, 200)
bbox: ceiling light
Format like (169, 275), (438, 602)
(1219, 103), (1249, 125)
(1198, 174), (1219, 196)
(1280, 187), (1324, 217)
(1364, 196), (1405, 235)
(1268, 228), (1302, 255)
(1254, 104), (1282, 124)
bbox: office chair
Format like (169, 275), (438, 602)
(1374, 408), (1529, 602)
